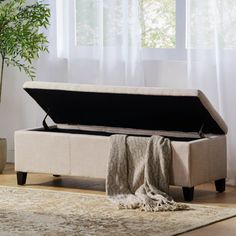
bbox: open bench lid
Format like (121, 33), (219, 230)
(23, 81), (228, 138)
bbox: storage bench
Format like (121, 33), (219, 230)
(15, 82), (228, 201)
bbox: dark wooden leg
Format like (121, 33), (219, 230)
(215, 178), (226, 193)
(17, 172), (27, 185)
(53, 175), (61, 177)
(182, 187), (194, 202)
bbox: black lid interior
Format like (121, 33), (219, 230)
(25, 88), (225, 135)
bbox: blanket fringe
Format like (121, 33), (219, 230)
(109, 194), (189, 212)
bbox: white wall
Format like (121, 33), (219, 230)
(0, 66), (37, 162)
(0, 60), (188, 163)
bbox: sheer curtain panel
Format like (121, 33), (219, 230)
(56, 0), (144, 86)
(187, 0), (236, 184)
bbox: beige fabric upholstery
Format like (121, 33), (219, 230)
(23, 81), (228, 134)
(57, 124), (209, 139)
(15, 82), (227, 189)
(15, 131), (71, 175)
(15, 130), (227, 187)
(170, 135), (227, 186)
(70, 134), (110, 177)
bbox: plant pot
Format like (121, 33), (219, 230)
(0, 138), (7, 173)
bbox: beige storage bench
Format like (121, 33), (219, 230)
(15, 81), (227, 201)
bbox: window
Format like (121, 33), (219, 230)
(141, 0), (186, 60)
(140, 0), (176, 48)
(57, 0), (186, 60)
(76, 1), (99, 46)
(187, 0), (236, 50)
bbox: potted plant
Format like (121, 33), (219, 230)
(0, 0), (50, 173)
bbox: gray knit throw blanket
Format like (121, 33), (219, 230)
(106, 135), (189, 212)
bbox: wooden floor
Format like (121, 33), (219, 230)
(1, 163), (236, 236)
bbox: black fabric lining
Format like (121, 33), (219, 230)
(31, 127), (199, 142)
(25, 88), (225, 135)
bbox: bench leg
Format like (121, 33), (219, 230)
(215, 178), (226, 193)
(17, 172), (27, 185)
(182, 186), (194, 202)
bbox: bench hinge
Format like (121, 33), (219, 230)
(43, 111), (50, 131)
(198, 116), (208, 138)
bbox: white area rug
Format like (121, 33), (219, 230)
(0, 186), (235, 236)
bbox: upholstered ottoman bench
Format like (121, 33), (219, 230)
(15, 82), (227, 201)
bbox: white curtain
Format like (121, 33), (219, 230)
(38, 0), (144, 86)
(38, 0), (236, 184)
(187, 0), (236, 184)
(36, 0), (144, 125)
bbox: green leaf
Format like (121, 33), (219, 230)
(0, 0), (50, 81)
